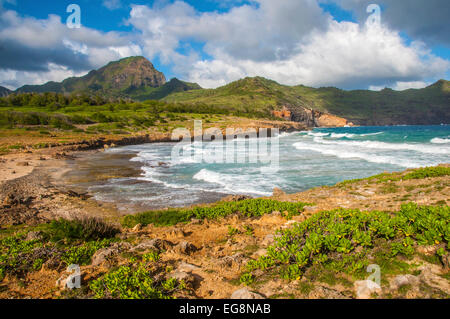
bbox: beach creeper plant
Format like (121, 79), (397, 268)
(89, 262), (185, 299)
(241, 203), (449, 284)
(122, 199), (311, 228)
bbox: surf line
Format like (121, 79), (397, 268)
(170, 120), (280, 171)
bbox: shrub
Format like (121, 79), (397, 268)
(45, 217), (119, 242)
(403, 167), (450, 180)
(241, 204), (449, 282)
(122, 199), (310, 228)
(89, 263), (184, 299)
(0, 235), (44, 280)
(61, 239), (113, 266)
(142, 250), (161, 263)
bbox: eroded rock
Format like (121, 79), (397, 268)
(390, 275), (419, 291)
(354, 280), (382, 299)
(230, 288), (265, 299)
(174, 241), (197, 255)
(132, 238), (172, 252)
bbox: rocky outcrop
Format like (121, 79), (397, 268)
(230, 288), (265, 299)
(16, 56), (166, 95)
(288, 105), (352, 128)
(0, 85), (11, 97)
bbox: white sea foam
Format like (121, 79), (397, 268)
(193, 169), (273, 196)
(330, 133), (356, 138)
(360, 132), (383, 137)
(431, 137), (450, 144)
(293, 142), (421, 168)
(313, 137), (450, 155)
(307, 132), (329, 137)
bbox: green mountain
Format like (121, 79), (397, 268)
(0, 86), (11, 97)
(9, 56), (449, 126)
(163, 77), (450, 126)
(15, 57), (201, 100)
(128, 78), (202, 101)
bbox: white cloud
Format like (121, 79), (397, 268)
(0, 64), (86, 90)
(370, 81), (429, 91)
(186, 20), (448, 89)
(0, 9), (142, 89)
(102, 0), (122, 11)
(128, 1), (449, 89)
(1, 0), (448, 91)
(128, 0), (328, 65)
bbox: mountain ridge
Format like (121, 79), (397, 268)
(14, 56), (201, 100)
(163, 76), (450, 126)
(4, 56), (449, 126)
(0, 86), (11, 97)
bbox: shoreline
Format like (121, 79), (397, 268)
(0, 120), (309, 224)
(0, 124), (448, 299)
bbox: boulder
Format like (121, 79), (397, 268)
(190, 218), (202, 225)
(168, 228), (185, 239)
(230, 288), (265, 299)
(261, 234), (275, 247)
(177, 262), (200, 273)
(416, 245), (437, 256)
(131, 223), (143, 232)
(174, 241), (197, 255)
(41, 256), (62, 271)
(390, 275), (419, 291)
(303, 206), (318, 214)
(169, 271), (195, 287)
(132, 238), (172, 252)
(272, 188), (285, 197)
(221, 195), (252, 202)
(26, 231), (44, 241)
(253, 248), (267, 258)
(218, 253), (245, 267)
(354, 280), (382, 299)
(91, 247), (117, 266)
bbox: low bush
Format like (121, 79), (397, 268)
(45, 217), (119, 242)
(61, 239), (113, 266)
(0, 235), (42, 280)
(403, 167), (450, 180)
(241, 203), (449, 283)
(122, 199), (310, 228)
(89, 262), (185, 299)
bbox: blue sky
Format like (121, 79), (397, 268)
(1, 0), (449, 90)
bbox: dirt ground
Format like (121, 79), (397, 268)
(0, 145), (448, 299)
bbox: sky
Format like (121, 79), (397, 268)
(0, 0), (449, 91)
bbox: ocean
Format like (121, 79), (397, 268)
(74, 125), (450, 211)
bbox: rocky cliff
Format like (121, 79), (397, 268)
(16, 56), (167, 96)
(0, 86), (11, 97)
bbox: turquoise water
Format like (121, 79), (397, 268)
(89, 125), (450, 210)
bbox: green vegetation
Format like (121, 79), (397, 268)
(90, 262), (185, 299)
(61, 239), (113, 266)
(4, 56), (448, 126)
(142, 250), (161, 263)
(0, 91), (274, 143)
(403, 167), (450, 180)
(338, 166), (450, 188)
(45, 217), (119, 243)
(122, 199), (310, 228)
(0, 217), (119, 281)
(0, 235), (43, 280)
(164, 77), (450, 125)
(241, 203), (449, 285)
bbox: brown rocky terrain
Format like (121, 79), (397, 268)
(0, 138), (448, 299)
